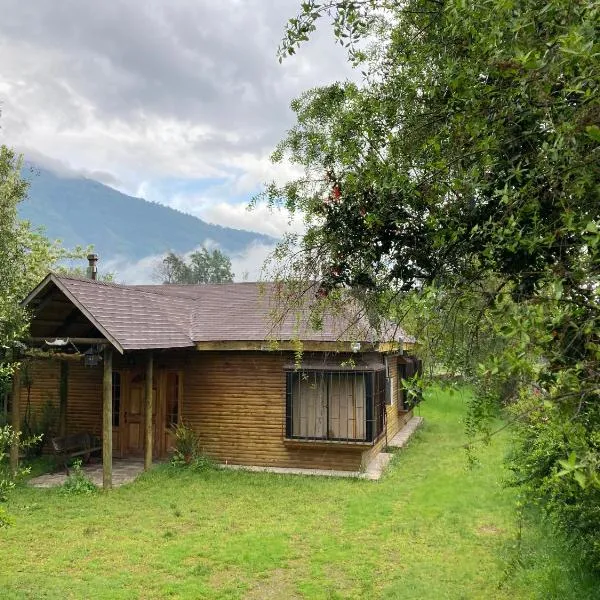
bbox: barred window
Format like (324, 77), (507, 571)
(166, 372), (179, 427)
(397, 357), (423, 410)
(285, 370), (386, 442)
(112, 372), (121, 427)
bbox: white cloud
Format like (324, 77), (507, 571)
(198, 201), (304, 238)
(0, 0), (355, 199)
(107, 240), (277, 284)
(0, 0), (358, 254)
(230, 242), (277, 282)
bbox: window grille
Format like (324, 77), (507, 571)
(166, 372), (179, 427)
(285, 370), (386, 442)
(112, 372), (121, 427)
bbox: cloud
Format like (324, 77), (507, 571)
(107, 240), (277, 284)
(199, 201), (304, 239)
(0, 1), (354, 192)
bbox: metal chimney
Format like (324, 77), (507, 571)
(87, 253), (98, 280)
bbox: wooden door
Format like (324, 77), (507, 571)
(125, 376), (145, 456)
(124, 372), (158, 457)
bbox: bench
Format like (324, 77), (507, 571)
(51, 432), (102, 474)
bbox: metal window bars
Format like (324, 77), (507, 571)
(285, 370), (386, 442)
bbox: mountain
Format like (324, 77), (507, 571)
(18, 165), (275, 264)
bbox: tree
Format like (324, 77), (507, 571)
(1, 147), (84, 376)
(0, 145), (85, 524)
(266, 0), (600, 566)
(156, 248), (234, 284)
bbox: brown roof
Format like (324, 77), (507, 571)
(23, 275), (412, 353)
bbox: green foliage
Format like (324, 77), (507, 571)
(0, 424), (39, 527)
(52, 264), (115, 282)
(60, 459), (97, 496)
(272, 0), (600, 569)
(1, 145), (87, 381)
(156, 248), (234, 284)
(21, 397), (58, 458)
(170, 422), (213, 470)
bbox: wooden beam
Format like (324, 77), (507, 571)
(59, 361), (69, 436)
(27, 337), (108, 345)
(144, 352), (153, 471)
(9, 367), (21, 475)
(194, 340), (414, 353)
(102, 347), (113, 490)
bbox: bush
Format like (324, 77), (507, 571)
(60, 459), (97, 495)
(170, 423), (214, 470)
(0, 424), (40, 526)
(507, 395), (600, 570)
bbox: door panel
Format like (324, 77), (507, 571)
(121, 369), (176, 458)
(125, 384), (145, 456)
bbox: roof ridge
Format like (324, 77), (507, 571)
(52, 273), (126, 288)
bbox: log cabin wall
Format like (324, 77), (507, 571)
(171, 350), (417, 472)
(66, 362), (103, 436)
(175, 350), (366, 471)
(16, 358), (103, 442)
(18, 349), (411, 471)
(17, 360), (61, 441)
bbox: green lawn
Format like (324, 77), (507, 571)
(2, 387), (598, 599)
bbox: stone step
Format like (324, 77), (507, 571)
(387, 416), (424, 449)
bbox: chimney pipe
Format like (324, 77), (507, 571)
(87, 253), (98, 280)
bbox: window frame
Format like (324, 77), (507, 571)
(285, 369), (386, 444)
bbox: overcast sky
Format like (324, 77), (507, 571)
(0, 0), (354, 243)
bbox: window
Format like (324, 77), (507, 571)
(285, 370), (386, 442)
(166, 372), (179, 427)
(112, 372), (121, 427)
(397, 357), (423, 410)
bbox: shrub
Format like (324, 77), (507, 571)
(0, 424), (40, 526)
(170, 423), (214, 470)
(60, 459), (97, 495)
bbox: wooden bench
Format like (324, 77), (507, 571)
(51, 433), (102, 474)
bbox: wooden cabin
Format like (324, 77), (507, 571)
(10, 273), (419, 488)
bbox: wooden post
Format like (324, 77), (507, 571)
(102, 347), (113, 490)
(59, 361), (69, 436)
(144, 352), (153, 471)
(9, 366), (21, 475)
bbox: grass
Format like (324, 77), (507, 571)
(2, 386), (599, 599)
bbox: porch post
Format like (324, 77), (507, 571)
(144, 351), (153, 471)
(9, 366), (21, 475)
(102, 346), (113, 490)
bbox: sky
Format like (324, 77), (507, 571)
(0, 0), (355, 279)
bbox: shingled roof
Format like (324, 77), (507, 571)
(23, 274), (411, 353)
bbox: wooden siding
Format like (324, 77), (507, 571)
(66, 362), (103, 436)
(16, 359), (103, 445)
(177, 351), (371, 470)
(18, 360), (61, 443)
(18, 349), (411, 472)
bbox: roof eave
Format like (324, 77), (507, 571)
(22, 274), (125, 354)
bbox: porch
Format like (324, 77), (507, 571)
(28, 458), (148, 489)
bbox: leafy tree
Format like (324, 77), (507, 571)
(1, 147), (84, 376)
(156, 248), (234, 284)
(53, 265), (115, 282)
(1, 145), (86, 522)
(267, 0), (600, 567)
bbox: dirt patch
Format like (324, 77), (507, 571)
(477, 525), (503, 535)
(244, 568), (302, 600)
